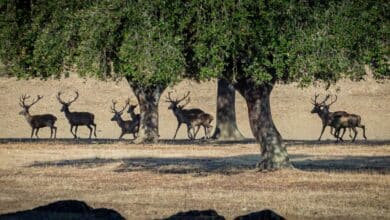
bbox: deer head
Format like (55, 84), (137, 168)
(165, 91), (190, 110)
(111, 99), (129, 121)
(311, 94), (338, 114)
(19, 94), (43, 116)
(57, 91), (79, 112)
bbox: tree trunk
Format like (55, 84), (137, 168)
(235, 78), (292, 171)
(130, 83), (164, 143)
(212, 79), (245, 140)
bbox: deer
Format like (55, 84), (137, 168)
(331, 113), (367, 142)
(127, 103), (140, 127)
(166, 91), (213, 140)
(311, 94), (351, 141)
(57, 91), (97, 139)
(19, 94), (57, 139)
(111, 99), (139, 139)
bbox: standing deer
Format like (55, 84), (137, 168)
(311, 94), (351, 141)
(57, 91), (97, 139)
(111, 99), (139, 139)
(332, 113), (367, 142)
(127, 103), (140, 127)
(166, 91), (213, 140)
(19, 94), (57, 139)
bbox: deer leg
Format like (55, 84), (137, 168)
(339, 128), (346, 141)
(318, 125), (326, 141)
(334, 128), (341, 143)
(50, 127), (53, 138)
(35, 128), (40, 138)
(31, 128), (35, 139)
(87, 125), (93, 139)
(194, 126), (201, 139)
(187, 125), (192, 140)
(53, 126), (57, 139)
(70, 125), (76, 138)
(173, 123), (181, 140)
(74, 126), (78, 138)
(352, 127), (358, 142)
(92, 123), (97, 138)
(348, 128), (352, 138)
(360, 125), (367, 140)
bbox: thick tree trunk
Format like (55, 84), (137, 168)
(130, 83), (163, 143)
(212, 79), (245, 140)
(235, 78), (292, 171)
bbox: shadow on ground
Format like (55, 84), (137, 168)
(28, 153), (390, 175)
(1, 138), (390, 146)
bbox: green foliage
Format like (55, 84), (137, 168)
(186, 0), (389, 86)
(0, 0), (388, 86)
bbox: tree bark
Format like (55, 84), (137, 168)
(212, 79), (245, 140)
(235, 78), (292, 171)
(130, 82), (163, 143)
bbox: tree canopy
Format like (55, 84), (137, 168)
(1, 0), (388, 83)
(185, 0), (388, 86)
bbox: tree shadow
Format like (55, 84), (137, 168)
(1, 138), (390, 146)
(28, 154), (390, 174)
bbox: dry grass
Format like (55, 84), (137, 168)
(0, 141), (389, 219)
(0, 76), (389, 219)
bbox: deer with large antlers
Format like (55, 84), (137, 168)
(310, 94), (351, 141)
(57, 91), (97, 139)
(166, 91), (213, 140)
(111, 99), (139, 139)
(19, 94), (57, 138)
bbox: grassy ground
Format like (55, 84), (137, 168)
(0, 140), (389, 219)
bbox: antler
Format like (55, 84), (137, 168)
(320, 94), (331, 105)
(56, 92), (66, 104)
(57, 91), (79, 105)
(311, 93), (320, 104)
(177, 91), (190, 103)
(180, 97), (191, 108)
(111, 100), (118, 113)
(111, 99), (129, 114)
(327, 94), (338, 106)
(165, 91), (174, 102)
(19, 94), (42, 108)
(68, 91), (79, 105)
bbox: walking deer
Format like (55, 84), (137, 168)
(332, 113), (367, 142)
(311, 94), (351, 141)
(166, 91), (213, 140)
(111, 99), (139, 139)
(57, 91), (97, 139)
(127, 103), (140, 126)
(19, 94), (57, 138)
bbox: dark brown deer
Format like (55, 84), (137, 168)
(111, 99), (139, 139)
(19, 94), (57, 139)
(166, 91), (213, 140)
(332, 113), (367, 142)
(57, 91), (97, 139)
(311, 94), (351, 140)
(127, 103), (140, 127)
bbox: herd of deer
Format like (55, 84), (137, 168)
(310, 94), (367, 142)
(18, 91), (214, 140)
(18, 90), (366, 142)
